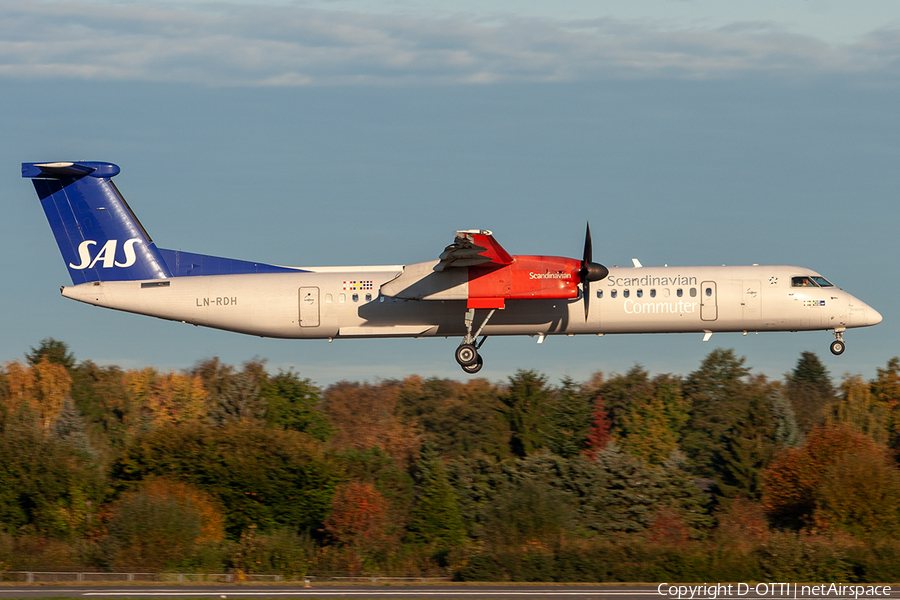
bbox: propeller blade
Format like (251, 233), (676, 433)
(584, 279), (591, 321)
(580, 222), (609, 321)
(583, 223), (592, 321)
(583, 222), (593, 266)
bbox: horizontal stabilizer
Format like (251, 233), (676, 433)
(22, 161), (120, 179)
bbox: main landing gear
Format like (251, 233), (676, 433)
(455, 308), (496, 374)
(830, 328), (846, 356)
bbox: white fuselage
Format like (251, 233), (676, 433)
(60, 263), (881, 340)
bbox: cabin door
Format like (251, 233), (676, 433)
(700, 281), (718, 321)
(299, 287), (320, 327)
(742, 280), (761, 320)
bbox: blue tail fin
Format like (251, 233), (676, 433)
(23, 161), (172, 284)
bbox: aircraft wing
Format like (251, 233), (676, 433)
(434, 230), (514, 271)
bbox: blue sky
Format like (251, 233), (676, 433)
(2, 0), (899, 387)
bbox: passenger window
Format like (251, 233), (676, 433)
(596, 290), (603, 298)
(325, 294), (333, 304)
(650, 289), (656, 298)
(663, 288), (670, 298)
(365, 293), (372, 302)
(689, 288), (697, 298)
(676, 289), (683, 298)
(705, 287), (712, 297)
(636, 289), (643, 298)
(352, 294), (359, 303)
(623, 289), (630, 298)
(339, 293), (346, 303)
(611, 289), (617, 298)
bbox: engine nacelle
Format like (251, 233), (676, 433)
(469, 255), (581, 300)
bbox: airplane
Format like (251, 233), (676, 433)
(23, 160), (883, 374)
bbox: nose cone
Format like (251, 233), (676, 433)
(868, 305), (883, 326)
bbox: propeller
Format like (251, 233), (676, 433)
(580, 223), (609, 321)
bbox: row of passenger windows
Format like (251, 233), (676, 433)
(324, 288), (718, 303)
(597, 287), (703, 299)
(325, 293), (373, 304)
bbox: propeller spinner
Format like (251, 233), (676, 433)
(580, 223), (609, 320)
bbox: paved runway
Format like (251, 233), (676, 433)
(0, 584), (896, 600)
(0, 585), (661, 599)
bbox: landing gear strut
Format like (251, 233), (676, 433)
(455, 308), (495, 373)
(830, 329), (846, 356)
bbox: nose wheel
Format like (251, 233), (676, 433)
(830, 329), (845, 356)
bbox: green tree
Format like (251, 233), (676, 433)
(827, 374), (890, 444)
(447, 450), (711, 544)
(71, 361), (134, 444)
(406, 443), (466, 556)
(52, 398), (97, 459)
(600, 367), (688, 465)
(871, 357), (900, 450)
(0, 419), (103, 538)
(681, 349), (754, 477)
(208, 369), (266, 425)
(716, 387), (778, 501)
(190, 357), (236, 406)
(786, 352), (836, 434)
(112, 421), (338, 536)
(591, 446), (712, 536)
(542, 377), (594, 459)
(498, 370), (552, 457)
(102, 478), (225, 571)
(337, 447), (415, 512)
(264, 370), (332, 440)
(396, 376), (510, 459)
(772, 390), (803, 448)
(26, 338), (75, 370)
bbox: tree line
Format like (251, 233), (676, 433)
(2, 339), (900, 581)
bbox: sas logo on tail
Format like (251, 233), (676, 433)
(69, 239), (142, 270)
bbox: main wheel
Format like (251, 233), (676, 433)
(462, 355), (484, 374)
(455, 343), (478, 366)
(830, 340), (845, 355)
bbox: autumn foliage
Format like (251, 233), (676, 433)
(4, 357), (71, 428)
(321, 481), (393, 572)
(7, 340), (900, 580)
(324, 382), (422, 467)
(584, 394), (612, 461)
(762, 426), (887, 529)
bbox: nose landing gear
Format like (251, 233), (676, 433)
(830, 328), (846, 356)
(455, 307), (495, 373)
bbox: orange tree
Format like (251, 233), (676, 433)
(762, 425), (881, 529)
(322, 481), (393, 572)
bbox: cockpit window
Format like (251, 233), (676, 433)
(792, 275), (835, 288)
(792, 276), (817, 288)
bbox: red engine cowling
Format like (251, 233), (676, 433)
(467, 255), (582, 308)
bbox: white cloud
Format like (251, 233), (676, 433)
(0, 0), (898, 86)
